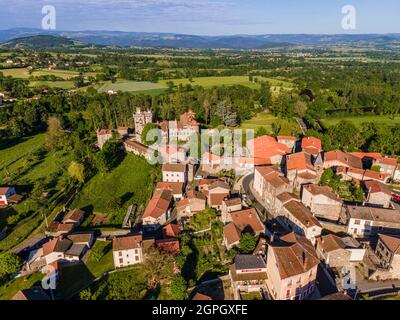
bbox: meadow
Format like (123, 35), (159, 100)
(0, 68), (80, 79)
(159, 75), (293, 92)
(71, 153), (160, 225)
(98, 81), (167, 93)
(320, 115), (400, 128)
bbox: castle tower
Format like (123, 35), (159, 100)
(133, 108), (153, 141)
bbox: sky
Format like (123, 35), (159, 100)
(0, 0), (399, 35)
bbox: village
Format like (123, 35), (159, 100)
(3, 106), (400, 301)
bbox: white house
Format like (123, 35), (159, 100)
(112, 235), (143, 268)
(162, 163), (187, 184)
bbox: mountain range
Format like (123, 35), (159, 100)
(1, 28), (400, 49)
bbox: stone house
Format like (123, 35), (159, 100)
(96, 129), (113, 149)
(372, 234), (400, 280)
(221, 198), (242, 223)
(175, 190), (206, 219)
(301, 184), (343, 222)
(285, 152), (318, 191)
(323, 150), (363, 170)
(266, 232), (320, 300)
(315, 234), (351, 268)
(363, 180), (392, 208)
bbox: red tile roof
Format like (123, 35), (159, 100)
(156, 182), (183, 195)
(301, 137), (322, 154)
(375, 157), (398, 167)
(270, 232), (320, 279)
(247, 135), (290, 161)
(155, 238), (180, 255)
(163, 223), (181, 238)
(303, 184), (341, 202)
(209, 193), (229, 207)
(224, 222), (241, 246)
(316, 234), (346, 253)
(350, 152), (383, 160)
(112, 235), (142, 251)
(162, 163), (186, 172)
(378, 234), (400, 254)
(364, 180), (391, 196)
(324, 150), (363, 169)
(286, 152), (314, 171)
(230, 208), (265, 235)
(284, 200), (322, 228)
(143, 189), (173, 219)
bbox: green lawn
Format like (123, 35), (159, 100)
(71, 153), (160, 224)
(85, 240), (114, 277)
(320, 115), (400, 128)
(239, 112), (280, 132)
(0, 273), (44, 300)
(159, 76), (293, 92)
(98, 81), (167, 93)
(29, 80), (75, 89)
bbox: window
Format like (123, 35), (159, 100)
(119, 258), (123, 264)
(135, 256), (139, 261)
(354, 220), (361, 225)
(119, 252), (122, 257)
(287, 279), (292, 287)
(296, 277), (301, 284)
(286, 289), (291, 298)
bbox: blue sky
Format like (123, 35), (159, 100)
(1, 0), (399, 35)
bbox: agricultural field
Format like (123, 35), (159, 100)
(98, 80), (167, 93)
(320, 115), (400, 128)
(0, 273), (44, 300)
(159, 75), (293, 92)
(71, 153), (160, 225)
(239, 112), (279, 132)
(29, 80), (75, 89)
(0, 68), (81, 80)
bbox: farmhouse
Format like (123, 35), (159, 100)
(142, 188), (174, 231)
(346, 205), (400, 237)
(112, 235), (143, 268)
(301, 184), (342, 222)
(175, 190), (206, 218)
(266, 232), (320, 300)
(62, 209), (85, 227)
(363, 180), (392, 208)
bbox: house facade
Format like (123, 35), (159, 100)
(0, 187), (16, 206)
(112, 235), (143, 268)
(162, 163), (187, 184)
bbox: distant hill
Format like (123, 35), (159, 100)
(0, 35), (90, 49)
(0, 28), (399, 49)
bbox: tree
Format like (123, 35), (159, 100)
(255, 126), (269, 138)
(68, 161), (86, 183)
(294, 100), (308, 118)
(0, 252), (22, 277)
(73, 73), (85, 88)
(45, 117), (65, 150)
(79, 288), (92, 300)
(96, 140), (124, 173)
(143, 246), (175, 289)
(170, 274), (187, 300)
(239, 233), (257, 254)
(141, 123), (161, 146)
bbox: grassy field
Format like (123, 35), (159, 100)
(239, 112), (279, 132)
(85, 240), (114, 277)
(98, 81), (167, 93)
(0, 273), (44, 300)
(320, 115), (400, 128)
(71, 153), (159, 225)
(29, 80), (75, 89)
(159, 76), (293, 92)
(0, 68), (80, 80)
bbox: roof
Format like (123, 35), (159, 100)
(234, 254), (266, 270)
(186, 189), (206, 201)
(209, 180), (230, 191)
(224, 222), (241, 246)
(65, 243), (87, 257)
(223, 197), (242, 207)
(270, 232), (320, 279)
(277, 192), (299, 204)
(57, 223), (74, 233)
(66, 233), (93, 244)
(155, 238), (180, 255)
(42, 238), (72, 256)
(378, 234), (400, 254)
(303, 184), (341, 202)
(230, 208), (265, 234)
(255, 166), (289, 189)
(162, 163), (186, 173)
(163, 223), (181, 238)
(347, 205), (400, 224)
(96, 129), (112, 135)
(247, 135), (290, 160)
(124, 139), (150, 153)
(277, 136), (297, 141)
(363, 170), (391, 182)
(0, 187), (13, 196)
(324, 150), (363, 169)
(374, 157), (398, 167)
(192, 293), (213, 301)
(286, 152), (315, 171)
(364, 180), (391, 196)
(301, 137), (322, 154)
(142, 188), (172, 219)
(350, 152), (383, 161)
(229, 265), (268, 282)
(63, 209), (85, 223)
(284, 200), (322, 228)
(316, 234), (346, 253)
(12, 287), (50, 301)
(112, 235), (142, 251)
(156, 182), (183, 195)
(209, 193), (229, 207)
